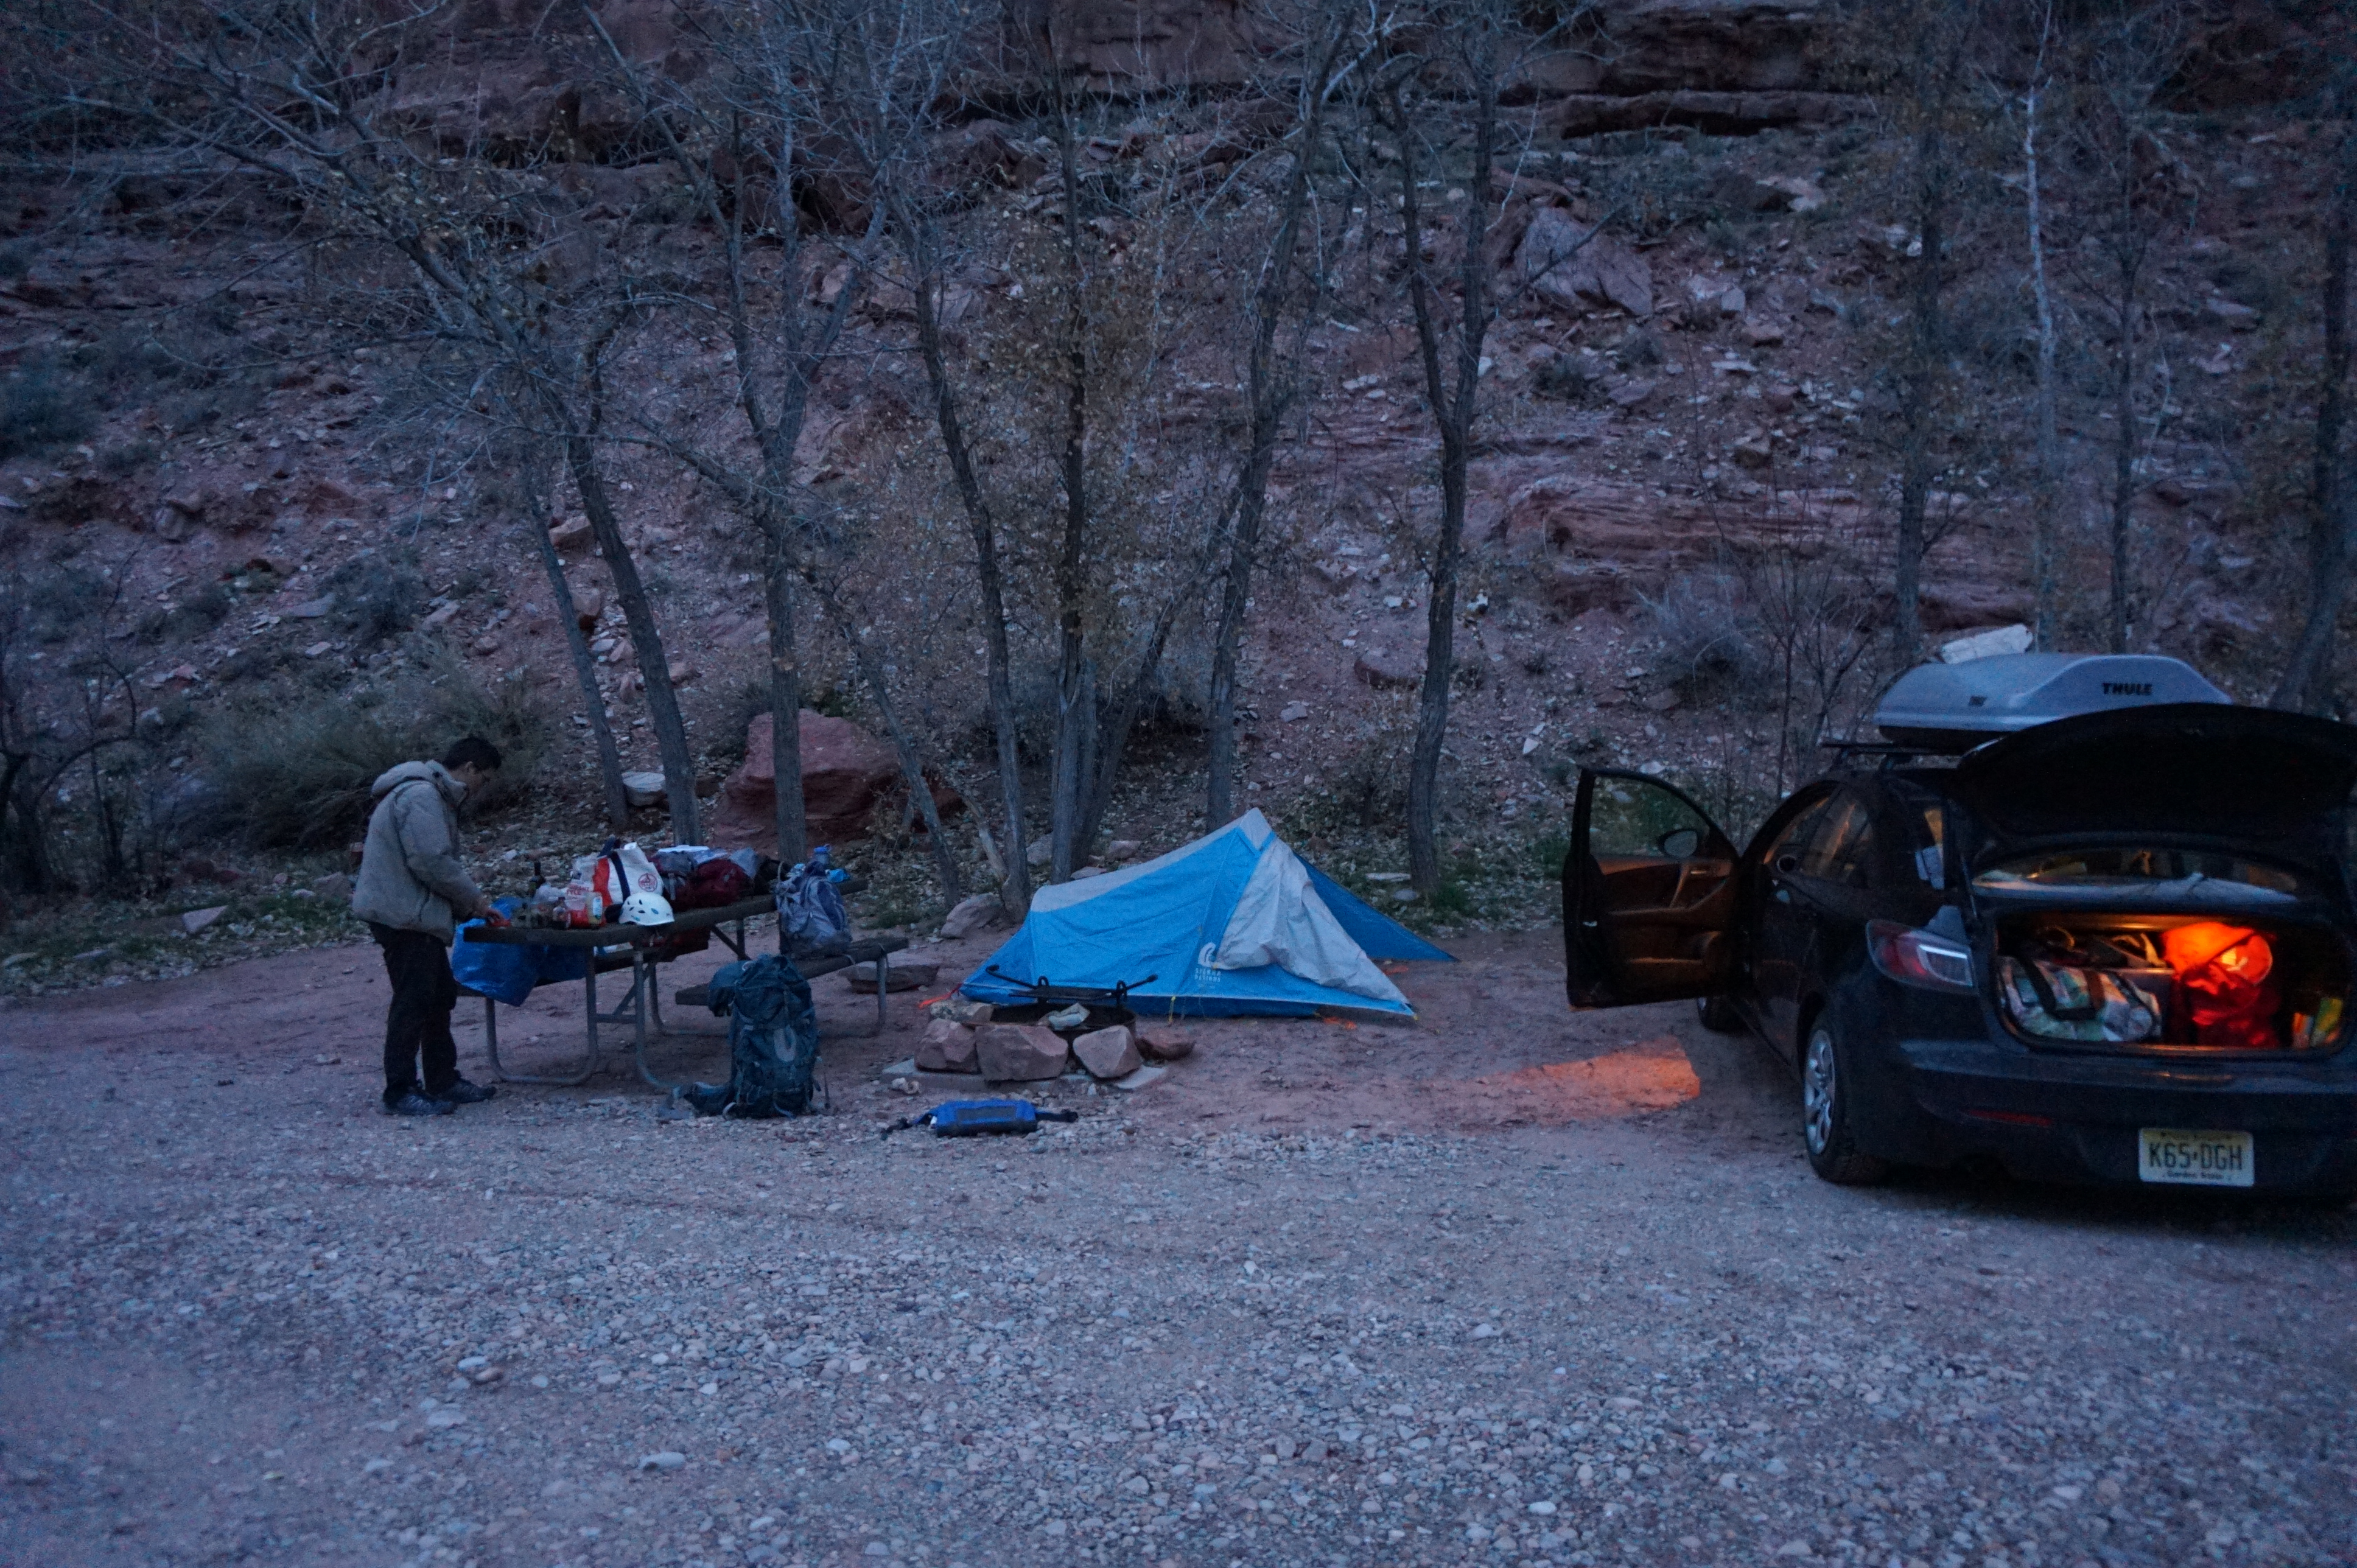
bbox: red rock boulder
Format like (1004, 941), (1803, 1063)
(976, 1024), (1071, 1084)
(705, 710), (959, 853)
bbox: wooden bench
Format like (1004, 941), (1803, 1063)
(671, 936), (911, 1010)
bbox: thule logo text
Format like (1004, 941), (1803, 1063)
(2100, 681), (2153, 696)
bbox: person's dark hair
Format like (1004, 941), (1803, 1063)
(441, 735), (503, 774)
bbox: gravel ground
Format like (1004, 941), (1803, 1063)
(3, 929), (2354, 1568)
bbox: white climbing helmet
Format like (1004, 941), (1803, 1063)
(620, 891), (675, 928)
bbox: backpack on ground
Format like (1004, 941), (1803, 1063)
(686, 955), (821, 1118)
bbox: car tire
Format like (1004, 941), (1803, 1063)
(1696, 993), (1742, 1034)
(1802, 1020), (1889, 1186)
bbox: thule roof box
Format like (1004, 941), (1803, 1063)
(1874, 653), (2230, 752)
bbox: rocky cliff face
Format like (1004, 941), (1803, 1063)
(0, 0), (2330, 919)
(359, 0), (1859, 158)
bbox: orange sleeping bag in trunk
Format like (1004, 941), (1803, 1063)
(2163, 923), (2278, 1050)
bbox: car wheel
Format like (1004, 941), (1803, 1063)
(1695, 993), (1742, 1034)
(1802, 1021), (1889, 1186)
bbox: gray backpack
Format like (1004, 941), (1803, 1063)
(687, 956), (821, 1117)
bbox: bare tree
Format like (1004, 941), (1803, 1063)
(877, 6), (1320, 894)
(2065, 1), (2192, 654)
(1203, 18), (1357, 829)
(1378, 6), (1514, 897)
(849, 0), (1040, 911)
(65, 0), (712, 836)
(2022, 5), (2065, 651)
(512, 436), (631, 830)
(0, 545), (141, 895)
(2271, 75), (2357, 713)
(903, 198), (1034, 911)
(584, 0), (898, 875)
(1882, 1), (1980, 667)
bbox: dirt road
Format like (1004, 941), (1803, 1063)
(2, 930), (2351, 1567)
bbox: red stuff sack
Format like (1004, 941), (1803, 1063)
(676, 858), (752, 912)
(2163, 923), (2280, 1050)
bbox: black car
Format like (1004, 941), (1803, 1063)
(1560, 677), (2357, 1198)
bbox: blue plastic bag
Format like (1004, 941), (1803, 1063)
(452, 919), (538, 1005)
(531, 943), (588, 987)
(454, 898), (586, 1003)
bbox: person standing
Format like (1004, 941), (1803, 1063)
(351, 737), (507, 1116)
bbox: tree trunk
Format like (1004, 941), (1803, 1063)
(903, 206), (1031, 915)
(1204, 481), (1266, 832)
(563, 437), (701, 843)
(1206, 47), (1338, 830)
(1893, 110), (1948, 669)
(2107, 256), (2138, 655)
(1389, 57), (1497, 897)
(2025, 73), (2063, 653)
(1049, 96), (1093, 884)
(766, 550), (807, 865)
(2272, 124), (2355, 712)
(1407, 469), (1468, 896)
(525, 516), (630, 830)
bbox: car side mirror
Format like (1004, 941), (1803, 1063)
(1656, 827), (1702, 858)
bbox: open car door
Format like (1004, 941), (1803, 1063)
(1563, 768), (1740, 1008)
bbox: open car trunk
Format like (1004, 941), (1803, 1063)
(1947, 704), (2357, 875)
(1989, 910), (2351, 1054)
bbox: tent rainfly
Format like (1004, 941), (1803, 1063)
(959, 810), (1452, 1019)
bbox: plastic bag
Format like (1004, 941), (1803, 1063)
(1998, 956), (2159, 1043)
(452, 917), (538, 1005)
(532, 943), (589, 987)
(562, 841), (665, 928)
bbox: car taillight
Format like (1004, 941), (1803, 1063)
(1867, 919), (1976, 994)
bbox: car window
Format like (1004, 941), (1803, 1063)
(1798, 793), (1875, 887)
(1588, 775), (1726, 861)
(1914, 801), (1946, 887)
(1974, 848), (2307, 906)
(1762, 796), (1833, 870)
(1885, 788), (1947, 887)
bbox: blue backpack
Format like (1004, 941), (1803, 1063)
(686, 955), (820, 1117)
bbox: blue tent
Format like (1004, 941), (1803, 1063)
(960, 810), (1452, 1019)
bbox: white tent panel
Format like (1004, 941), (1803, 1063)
(1211, 836), (1406, 1003)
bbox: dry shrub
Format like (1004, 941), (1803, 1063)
(200, 658), (550, 848)
(1639, 571), (1767, 702)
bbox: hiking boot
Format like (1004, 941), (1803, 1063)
(434, 1077), (498, 1105)
(383, 1089), (455, 1117)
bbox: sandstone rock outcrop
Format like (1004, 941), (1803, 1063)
(1516, 206), (1653, 318)
(706, 710), (960, 853)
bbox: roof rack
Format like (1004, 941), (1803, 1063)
(1818, 738), (1933, 768)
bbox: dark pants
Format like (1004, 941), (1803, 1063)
(370, 923), (458, 1102)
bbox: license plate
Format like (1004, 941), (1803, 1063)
(2138, 1128), (2254, 1188)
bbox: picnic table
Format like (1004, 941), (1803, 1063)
(459, 894), (908, 1091)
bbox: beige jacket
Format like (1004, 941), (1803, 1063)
(350, 761), (483, 941)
